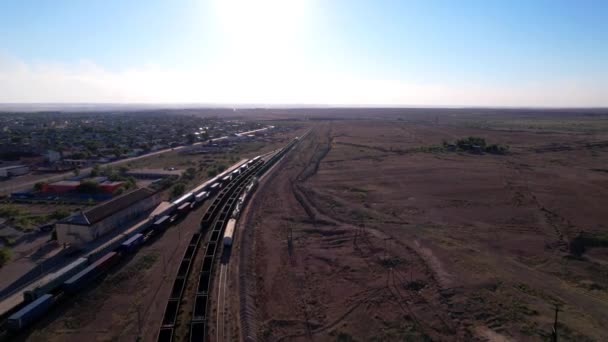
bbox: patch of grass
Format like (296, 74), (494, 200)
(0, 247), (12, 268)
(336, 332), (356, 342)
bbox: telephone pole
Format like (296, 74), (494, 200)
(552, 304), (560, 342)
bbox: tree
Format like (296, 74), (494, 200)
(0, 248), (11, 268)
(171, 183), (186, 199)
(34, 182), (46, 192)
(186, 133), (197, 145)
(183, 167), (197, 181)
(90, 164), (101, 177)
(207, 168), (218, 177)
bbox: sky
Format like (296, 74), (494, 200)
(0, 0), (607, 106)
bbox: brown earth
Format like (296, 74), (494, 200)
(240, 112), (608, 342)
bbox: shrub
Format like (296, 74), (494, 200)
(171, 183), (186, 199)
(50, 209), (70, 220)
(0, 248), (12, 268)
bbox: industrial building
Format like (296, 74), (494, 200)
(56, 188), (161, 247)
(42, 177), (125, 194)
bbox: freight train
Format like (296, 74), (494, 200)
(222, 177), (259, 247)
(4, 155), (266, 333)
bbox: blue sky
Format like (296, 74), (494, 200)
(0, 0), (606, 106)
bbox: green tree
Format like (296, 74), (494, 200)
(207, 168), (218, 177)
(90, 164), (101, 177)
(186, 133), (197, 145)
(34, 182), (46, 192)
(0, 248), (12, 268)
(183, 167), (197, 181)
(171, 183), (186, 199)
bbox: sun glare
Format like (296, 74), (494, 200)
(210, 0), (314, 80)
(213, 0), (311, 48)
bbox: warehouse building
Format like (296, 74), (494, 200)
(56, 188), (161, 247)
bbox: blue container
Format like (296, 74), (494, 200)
(8, 294), (54, 331)
(63, 252), (119, 293)
(120, 233), (144, 253)
(153, 215), (170, 231)
(24, 257), (88, 302)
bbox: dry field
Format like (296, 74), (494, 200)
(241, 111), (608, 341)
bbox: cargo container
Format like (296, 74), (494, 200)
(8, 294), (54, 331)
(223, 219), (237, 246)
(209, 183), (220, 194)
(63, 252), (120, 293)
(120, 233), (144, 253)
(177, 202), (191, 213)
(24, 257), (88, 302)
(153, 215), (171, 230)
(195, 191), (209, 203)
(173, 192), (194, 206)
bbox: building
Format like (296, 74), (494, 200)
(0, 165), (30, 178)
(42, 180), (80, 193)
(42, 177), (122, 194)
(45, 150), (61, 163)
(55, 188), (161, 247)
(98, 181), (125, 194)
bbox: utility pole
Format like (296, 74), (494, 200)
(552, 304), (560, 342)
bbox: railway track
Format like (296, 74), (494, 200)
(158, 135), (305, 342)
(157, 158), (265, 342)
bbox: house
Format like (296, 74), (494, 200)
(55, 188), (161, 247)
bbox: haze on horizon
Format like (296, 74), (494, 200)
(0, 0), (607, 107)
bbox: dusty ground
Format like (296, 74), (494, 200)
(241, 112), (608, 341)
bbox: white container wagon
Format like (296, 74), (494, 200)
(223, 218), (237, 247)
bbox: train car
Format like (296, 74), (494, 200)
(7, 294), (55, 331)
(120, 233), (144, 254)
(177, 202), (191, 214)
(173, 192), (194, 206)
(208, 182), (220, 194)
(63, 252), (120, 294)
(221, 175), (232, 184)
(195, 191), (209, 203)
(223, 218), (237, 247)
(23, 257), (88, 302)
(231, 168), (240, 177)
(153, 215), (171, 231)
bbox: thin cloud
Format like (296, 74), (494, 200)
(0, 56), (606, 107)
